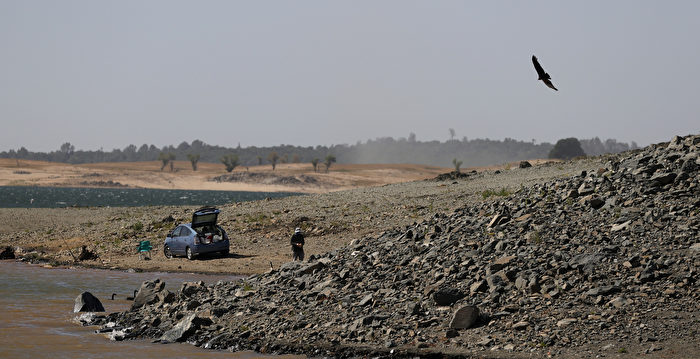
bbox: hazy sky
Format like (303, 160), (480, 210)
(1, 1), (698, 152)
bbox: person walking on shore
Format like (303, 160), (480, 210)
(290, 227), (305, 261)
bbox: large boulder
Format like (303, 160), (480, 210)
(74, 291), (105, 313)
(131, 279), (165, 310)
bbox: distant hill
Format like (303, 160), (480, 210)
(0, 136), (638, 168)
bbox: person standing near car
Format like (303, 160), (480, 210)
(290, 227), (305, 261)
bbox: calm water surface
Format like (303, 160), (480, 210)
(0, 261), (301, 359)
(0, 186), (301, 208)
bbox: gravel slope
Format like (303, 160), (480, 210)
(87, 134), (699, 359)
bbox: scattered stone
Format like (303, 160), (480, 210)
(557, 318), (578, 327)
(612, 221), (631, 232)
(159, 313), (212, 343)
(512, 321), (529, 330)
(490, 255), (516, 271)
(358, 293), (373, 307)
(433, 288), (465, 306)
(131, 279), (165, 310)
(476, 336), (493, 346)
(449, 305), (479, 329)
(608, 296), (631, 308)
(585, 285), (621, 297)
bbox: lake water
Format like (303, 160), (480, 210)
(0, 261), (302, 359)
(0, 186), (300, 208)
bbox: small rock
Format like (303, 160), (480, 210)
(476, 336), (493, 346)
(585, 285), (620, 296)
(449, 305), (480, 330)
(512, 321), (529, 330)
(358, 293), (373, 306)
(490, 256), (516, 271)
(557, 318), (578, 327)
(611, 221), (631, 232)
(589, 196), (605, 209)
(159, 313), (212, 343)
(470, 280), (488, 294)
(649, 172), (676, 186)
(433, 287), (465, 306)
(608, 296), (630, 308)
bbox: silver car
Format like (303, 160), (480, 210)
(163, 207), (230, 260)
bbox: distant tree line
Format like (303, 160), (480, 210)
(0, 135), (639, 168)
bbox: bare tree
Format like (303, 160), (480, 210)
(168, 153), (176, 171)
(220, 154), (240, 172)
(449, 128), (456, 141)
(452, 158), (462, 173)
(187, 153), (200, 171)
(324, 154), (336, 173)
(311, 158), (319, 172)
(59, 142), (75, 162)
(268, 152), (279, 170)
(158, 152), (170, 171)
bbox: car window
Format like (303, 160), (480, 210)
(172, 226), (182, 237)
(180, 226), (193, 236)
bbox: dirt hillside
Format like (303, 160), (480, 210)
(0, 159), (451, 194)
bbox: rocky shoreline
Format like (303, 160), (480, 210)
(84, 135), (699, 358)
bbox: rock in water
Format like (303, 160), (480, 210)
(449, 305), (480, 329)
(131, 279), (165, 310)
(0, 246), (15, 260)
(74, 291), (105, 313)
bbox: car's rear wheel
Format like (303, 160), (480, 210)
(186, 247), (194, 260)
(164, 245), (173, 259)
(220, 249), (229, 257)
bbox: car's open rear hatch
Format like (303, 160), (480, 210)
(192, 207), (220, 228)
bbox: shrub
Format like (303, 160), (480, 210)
(549, 138), (585, 160)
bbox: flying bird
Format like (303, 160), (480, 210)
(532, 55), (558, 91)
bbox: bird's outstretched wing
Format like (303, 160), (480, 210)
(532, 55), (557, 91)
(542, 78), (558, 91)
(531, 55), (548, 80)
